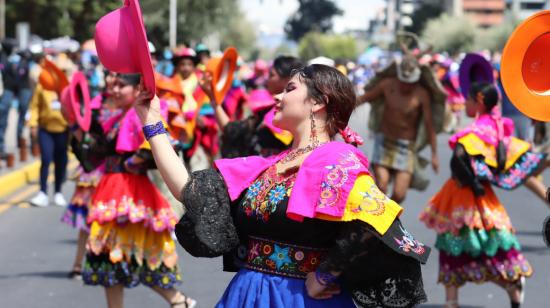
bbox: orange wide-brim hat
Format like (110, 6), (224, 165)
(205, 47), (238, 104)
(39, 58), (69, 94)
(501, 10), (550, 121)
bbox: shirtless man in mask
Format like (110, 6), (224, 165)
(358, 56), (439, 203)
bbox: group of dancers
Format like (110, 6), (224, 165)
(49, 48), (550, 308)
(34, 16), (548, 307)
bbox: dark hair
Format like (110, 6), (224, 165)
(469, 82), (499, 112)
(470, 81), (506, 171)
(197, 50), (210, 58)
(172, 55), (198, 67)
(292, 64), (356, 137)
(118, 73), (141, 86)
(273, 56), (303, 79)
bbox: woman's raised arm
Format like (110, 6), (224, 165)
(134, 91), (189, 202)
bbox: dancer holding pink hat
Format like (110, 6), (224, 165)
(133, 64), (430, 307)
(89, 2), (196, 307)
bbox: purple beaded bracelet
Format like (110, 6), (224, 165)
(315, 270), (338, 286)
(142, 121), (167, 140)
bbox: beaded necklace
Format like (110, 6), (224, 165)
(278, 141), (329, 164)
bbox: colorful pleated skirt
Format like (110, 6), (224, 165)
(419, 179), (532, 286)
(61, 166), (104, 232)
(216, 269), (355, 308)
(82, 172), (181, 289)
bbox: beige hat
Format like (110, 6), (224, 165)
(397, 56), (421, 84)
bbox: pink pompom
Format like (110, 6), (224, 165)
(339, 126), (364, 146)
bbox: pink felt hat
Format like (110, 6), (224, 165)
(254, 59), (268, 72)
(60, 87), (75, 125)
(247, 89), (275, 113)
(95, 0), (155, 94)
(70, 72), (92, 131)
(172, 47), (198, 65)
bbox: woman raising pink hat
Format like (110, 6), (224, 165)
(134, 64), (430, 307)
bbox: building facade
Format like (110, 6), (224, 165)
(506, 0), (548, 19)
(443, 0), (506, 27)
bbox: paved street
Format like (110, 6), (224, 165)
(1, 105), (550, 307)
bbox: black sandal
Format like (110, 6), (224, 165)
(67, 270), (82, 280)
(170, 293), (197, 308)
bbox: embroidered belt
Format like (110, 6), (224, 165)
(242, 236), (328, 279)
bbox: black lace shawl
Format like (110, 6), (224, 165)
(175, 169), (239, 257)
(176, 169), (429, 307)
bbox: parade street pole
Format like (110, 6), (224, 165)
(0, 0), (5, 40)
(169, 0), (177, 49)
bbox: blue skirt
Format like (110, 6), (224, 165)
(216, 269), (355, 308)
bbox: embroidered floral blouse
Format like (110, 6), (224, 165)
(179, 161), (430, 307)
(451, 130), (546, 192)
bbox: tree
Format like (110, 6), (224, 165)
(142, 0), (240, 47)
(219, 9), (257, 59)
(405, 3), (443, 34)
(298, 32), (357, 61)
(6, 0), (242, 49)
(284, 0), (343, 42)
(421, 14), (477, 55)
(6, 0), (120, 41)
(475, 17), (520, 51)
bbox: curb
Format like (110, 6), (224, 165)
(0, 155), (78, 200)
(0, 160), (41, 200)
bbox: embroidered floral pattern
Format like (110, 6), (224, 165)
(394, 225), (426, 255)
(420, 179), (514, 236)
(243, 237), (327, 279)
(355, 182), (388, 216)
(435, 227), (521, 258)
(83, 253), (181, 289)
(88, 195), (177, 232)
(318, 151), (362, 208)
(438, 248), (532, 286)
(269, 245), (292, 270)
(241, 165), (297, 222)
(420, 205), (512, 235)
(472, 152), (545, 190)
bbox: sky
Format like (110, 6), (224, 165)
(240, 0), (385, 35)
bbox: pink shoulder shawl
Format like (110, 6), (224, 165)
(214, 142), (372, 222)
(449, 113), (514, 149)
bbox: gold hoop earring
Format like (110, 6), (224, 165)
(310, 110), (318, 146)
